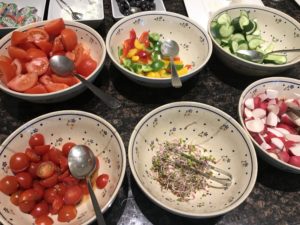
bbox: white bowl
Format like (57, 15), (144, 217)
(208, 4), (300, 76)
(106, 11), (213, 88)
(0, 20), (106, 103)
(0, 110), (126, 225)
(129, 102), (257, 218)
(238, 77), (300, 173)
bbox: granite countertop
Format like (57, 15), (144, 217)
(0, 0), (300, 225)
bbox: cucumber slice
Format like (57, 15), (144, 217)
(248, 38), (264, 49)
(221, 36), (231, 45)
(223, 46), (231, 53)
(263, 54), (287, 64)
(217, 13), (231, 25)
(229, 40), (239, 53)
(240, 10), (249, 18)
(219, 24), (234, 38)
(246, 35), (259, 42)
(239, 15), (250, 30)
(231, 17), (242, 32)
(245, 21), (257, 34)
(237, 42), (248, 50)
(231, 33), (245, 42)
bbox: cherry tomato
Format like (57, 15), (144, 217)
(95, 157), (100, 170)
(61, 28), (78, 51)
(27, 48), (47, 60)
(34, 40), (53, 55)
(19, 200), (35, 213)
(44, 187), (58, 204)
(34, 145), (50, 155)
(59, 156), (68, 172)
(50, 195), (63, 215)
(27, 28), (49, 42)
(11, 31), (29, 46)
(36, 161), (55, 179)
(62, 175), (79, 186)
(58, 205), (77, 222)
(48, 148), (63, 165)
(0, 60), (16, 84)
(54, 183), (67, 196)
(27, 162), (40, 178)
(16, 172), (33, 189)
(33, 182), (45, 201)
(9, 152), (30, 173)
(45, 82), (69, 93)
(26, 57), (49, 76)
(44, 18), (65, 37)
(25, 147), (41, 162)
(51, 74), (79, 86)
(7, 73), (38, 92)
(76, 56), (97, 77)
(10, 190), (21, 206)
(35, 215), (54, 225)
(58, 169), (70, 182)
(63, 185), (83, 205)
(19, 189), (38, 203)
(62, 142), (76, 157)
(79, 181), (89, 195)
(24, 83), (48, 94)
(31, 201), (49, 218)
(0, 175), (19, 195)
(40, 173), (58, 188)
(8, 46), (28, 60)
(96, 174), (109, 189)
(29, 133), (45, 147)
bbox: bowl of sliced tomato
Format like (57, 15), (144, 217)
(0, 110), (126, 225)
(106, 11), (212, 88)
(0, 18), (106, 103)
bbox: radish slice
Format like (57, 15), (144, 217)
(285, 99), (299, 109)
(266, 112), (278, 127)
(266, 128), (284, 137)
(258, 93), (268, 102)
(271, 137), (284, 150)
(287, 112), (300, 126)
(274, 127), (290, 135)
(285, 133), (300, 142)
(266, 89), (278, 99)
(288, 156), (300, 167)
(267, 104), (279, 115)
(245, 119), (265, 133)
(280, 114), (296, 127)
(244, 107), (253, 118)
(269, 152), (279, 159)
(245, 98), (255, 110)
(252, 108), (266, 119)
(260, 142), (271, 150)
(289, 144), (300, 156)
(277, 150), (290, 163)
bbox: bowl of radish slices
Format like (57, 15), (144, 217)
(238, 77), (300, 173)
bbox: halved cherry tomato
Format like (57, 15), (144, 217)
(58, 205), (77, 222)
(36, 161), (55, 179)
(34, 40), (53, 55)
(27, 48), (47, 60)
(11, 31), (29, 46)
(0, 176), (19, 195)
(44, 18), (65, 37)
(19, 200), (35, 213)
(19, 189), (37, 203)
(33, 182), (45, 201)
(8, 46), (28, 60)
(96, 174), (109, 189)
(27, 162), (40, 178)
(40, 173), (58, 188)
(62, 175), (79, 186)
(51, 74), (79, 86)
(35, 215), (54, 225)
(58, 169), (70, 182)
(59, 156), (68, 172)
(44, 187), (58, 204)
(25, 57), (49, 76)
(52, 36), (64, 53)
(54, 183), (67, 196)
(76, 56), (97, 77)
(50, 195), (63, 214)
(48, 148), (63, 165)
(79, 181), (89, 195)
(7, 73), (38, 92)
(139, 31), (150, 48)
(62, 142), (76, 157)
(9, 152), (30, 173)
(10, 190), (21, 206)
(45, 82), (69, 93)
(61, 28), (78, 51)
(63, 185), (83, 205)
(16, 172), (33, 189)
(25, 147), (41, 162)
(33, 144), (50, 155)
(31, 201), (49, 218)
(24, 83), (48, 94)
(29, 133), (45, 147)
(0, 60), (16, 84)
(27, 28), (49, 42)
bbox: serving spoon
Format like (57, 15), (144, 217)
(236, 48), (300, 63)
(161, 40), (182, 88)
(50, 55), (121, 109)
(68, 145), (106, 225)
(56, 0), (83, 20)
(124, 0), (141, 14)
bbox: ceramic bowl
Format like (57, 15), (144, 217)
(238, 77), (300, 173)
(207, 4), (300, 76)
(106, 11), (212, 88)
(0, 110), (126, 225)
(0, 20), (106, 103)
(128, 102), (257, 218)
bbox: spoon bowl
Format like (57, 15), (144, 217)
(124, 0), (141, 14)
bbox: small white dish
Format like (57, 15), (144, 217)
(295, 0), (300, 6)
(111, 0), (166, 19)
(47, 0), (104, 28)
(183, 0), (264, 31)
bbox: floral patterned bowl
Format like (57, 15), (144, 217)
(0, 20), (106, 103)
(238, 77), (300, 173)
(207, 4), (300, 76)
(128, 102), (257, 218)
(106, 11), (212, 88)
(0, 110), (126, 225)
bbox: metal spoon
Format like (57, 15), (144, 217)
(56, 0), (83, 20)
(236, 48), (300, 63)
(68, 145), (106, 225)
(50, 55), (121, 109)
(161, 40), (182, 88)
(124, 0), (141, 14)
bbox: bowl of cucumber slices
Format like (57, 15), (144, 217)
(208, 4), (300, 76)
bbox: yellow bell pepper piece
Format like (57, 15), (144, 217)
(131, 55), (139, 62)
(127, 48), (138, 58)
(147, 72), (160, 78)
(134, 39), (145, 50)
(177, 67), (189, 76)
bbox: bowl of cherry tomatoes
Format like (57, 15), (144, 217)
(0, 18), (106, 103)
(0, 110), (126, 225)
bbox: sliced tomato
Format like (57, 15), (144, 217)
(24, 83), (48, 94)
(35, 215), (54, 225)
(73, 44), (86, 67)
(129, 29), (137, 40)
(44, 18), (65, 37)
(58, 205), (77, 222)
(51, 74), (79, 86)
(39, 74), (53, 85)
(36, 161), (55, 179)
(122, 39), (134, 57)
(45, 82), (69, 93)
(25, 147), (41, 163)
(11, 31), (29, 46)
(40, 173), (58, 188)
(27, 28), (49, 42)
(0, 60), (16, 84)
(139, 31), (150, 48)
(76, 56), (97, 77)
(0, 55), (13, 63)
(34, 144), (50, 155)
(34, 40), (53, 55)
(11, 58), (24, 75)
(8, 46), (28, 60)
(25, 57), (49, 76)
(50, 195), (63, 215)
(17, 42), (37, 50)
(65, 51), (75, 61)
(48, 148), (63, 165)
(61, 28), (78, 51)
(52, 36), (64, 53)
(7, 73), (38, 92)
(27, 48), (47, 60)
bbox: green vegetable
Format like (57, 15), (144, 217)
(167, 64), (184, 71)
(151, 60), (165, 71)
(151, 51), (160, 61)
(118, 47), (123, 57)
(149, 32), (160, 42)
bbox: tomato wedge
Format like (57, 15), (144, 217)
(0, 55), (12, 63)
(76, 56), (97, 77)
(61, 28), (78, 51)
(139, 31), (150, 48)
(7, 73), (38, 92)
(11, 31), (29, 46)
(24, 83), (48, 94)
(51, 74), (79, 86)
(27, 28), (49, 42)
(44, 18), (65, 37)
(27, 48), (47, 60)
(45, 82), (69, 93)
(52, 36), (64, 53)
(8, 46), (28, 60)
(26, 57), (49, 76)
(34, 40), (53, 55)
(0, 61), (16, 84)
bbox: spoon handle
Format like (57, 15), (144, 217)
(87, 178), (107, 225)
(170, 58), (182, 88)
(271, 48), (300, 54)
(73, 73), (121, 109)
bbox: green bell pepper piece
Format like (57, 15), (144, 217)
(151, 60), (165, 72)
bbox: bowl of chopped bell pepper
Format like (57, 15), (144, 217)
(106, 11), (212, 88)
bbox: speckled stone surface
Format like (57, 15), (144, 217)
(0, 0), (300, 225)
